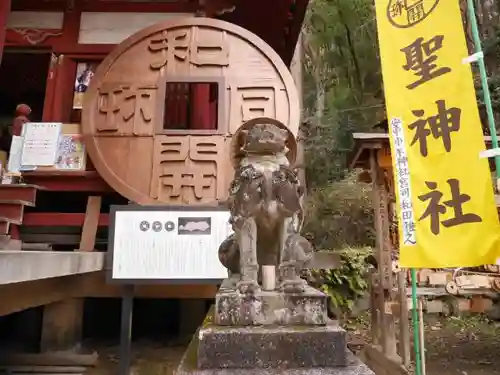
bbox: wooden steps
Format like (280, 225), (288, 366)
(0, 185), (39, 249)
(0, 184), (37, 204)
(0, 221), (10, 235)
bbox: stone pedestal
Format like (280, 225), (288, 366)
(197, 320), (347, 369)
(215, 278), (327, 326)
(174, 280), (374, 375)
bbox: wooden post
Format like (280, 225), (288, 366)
(369, 270), (380, 345)
(369, 149), (397, 357)
(41, 196), (101, 352)
(78, 196), (102, 251)
(0, 0), (10, 66)
(369, 150), (393, 290)
(41, 299), (83, 352)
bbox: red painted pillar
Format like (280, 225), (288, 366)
(0, 0), (10, 66)
(190, 84), (212, 130)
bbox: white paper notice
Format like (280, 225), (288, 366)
(21, 122), (62, 166)
(111, 210), (232, 280)
(7, 135), (24, 173)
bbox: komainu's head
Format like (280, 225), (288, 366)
(240, 123), (289, 155)
(230, 117), (298, 169)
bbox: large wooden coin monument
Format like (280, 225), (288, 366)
(82, 17), (299, 205)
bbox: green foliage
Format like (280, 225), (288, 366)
(303, 171), (374, 250)
(303, 114), (356, 186)
(302, 172), (374, 315)
(471, 10), (500, 131)
(302, 0), (383, 188)
(303, 0), (382, 112)
(300, 0), (381, 313)
(475, 70), (500, 133)
(303, 246), (372, 315)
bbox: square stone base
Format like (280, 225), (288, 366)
(175, 333), (374, 375)
(198, 321), (347, 369)
(215, 278), (327, 326)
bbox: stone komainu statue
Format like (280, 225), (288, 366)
(218, 117), (314, 294)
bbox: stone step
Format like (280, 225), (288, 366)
(197, 313), (347, 369)
(215, 278), (328, 326)
(176, 333), (373, 375)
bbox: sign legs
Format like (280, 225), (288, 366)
(119, 284), (134, 375)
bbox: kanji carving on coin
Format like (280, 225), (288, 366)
(190, 30), (229, 66)
(148, 28), (229, 69)
(150, 136), (225, 203)
(148, 29), (189, 70)
(230, 85), (279, 130)
(97, 83), (157, 135)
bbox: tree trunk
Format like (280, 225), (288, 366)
(314, 70), (325, 124)
(460, 0), (474, 54)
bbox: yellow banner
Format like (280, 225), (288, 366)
(375, 0), (500, 267)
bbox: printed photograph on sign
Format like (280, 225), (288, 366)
(73, 62), (98, 109)
(178, 217), (211, 235)
(54, 134), (86, 170)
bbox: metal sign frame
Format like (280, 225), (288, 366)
(107, 204), (230, 285)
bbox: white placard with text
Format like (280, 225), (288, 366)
(21, 122), (62, 166)
(110, 209), (232, 281)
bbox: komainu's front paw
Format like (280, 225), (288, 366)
(237, 280), (261, 294)
(280, 279), (307, 294)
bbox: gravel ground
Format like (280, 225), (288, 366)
(423, 315), (500, 375)
(347, 313), (500, 375)
(86, 339), (187, 375)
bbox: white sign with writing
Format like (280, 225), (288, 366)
(21, 122), (62, 166)
(111, 209), (232, 281)
(7, 135), (24, 172)
(390, 117), (416, 246)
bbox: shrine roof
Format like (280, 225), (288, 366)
(12, 0), (309, 67)
(217, 0), (309, 66)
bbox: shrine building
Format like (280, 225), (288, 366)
(0, 0), (307, 356)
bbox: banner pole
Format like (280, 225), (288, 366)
(466, 0), (500, 175)
(410, 268), (422, 375)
